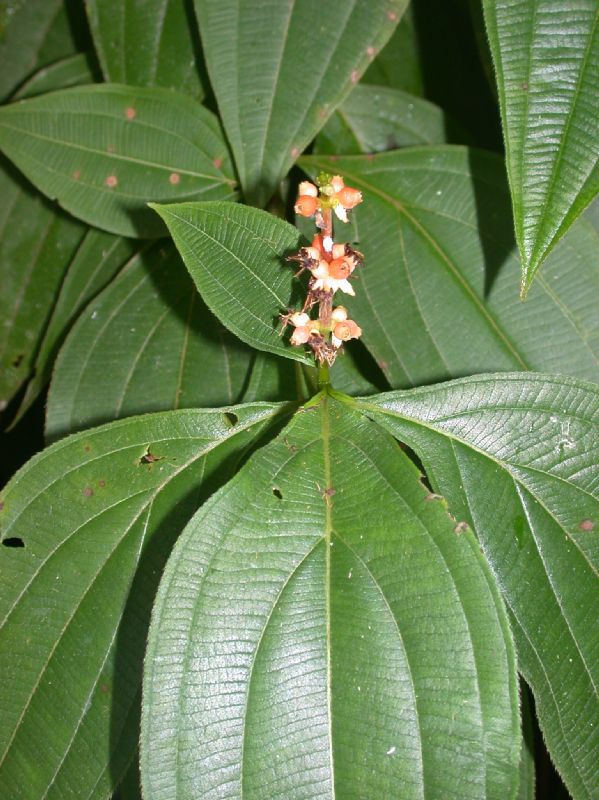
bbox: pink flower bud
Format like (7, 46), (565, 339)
(336, 186), (362, 209)
(294, 195), (318, 217)
(298, 181), (318, 197)
(332, 319), (362, 345)
(331, 175), (345, 193)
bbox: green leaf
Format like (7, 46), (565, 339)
(142, 395), (520, 799)
(0, 159), (86, 412)
(86, 0), (205, 98)
(483, 0), (599, 295)
(14, 53), (95, 100)
(150, 201), (313, 365)
(301, 148), (599, 388)
(362, 5), (424, 95)
(357, 373), (599, 799)
(0, 85), (237, 238)
(194, 0), (406, 205)
(314, 85), (447, 155)
(16, 228), (138, 422)
(0, 402), (284, 800)
(0, 0), (77, 101)
(45, 242), (279, 440)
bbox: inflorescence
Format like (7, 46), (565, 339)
(281, 172), (364, 366)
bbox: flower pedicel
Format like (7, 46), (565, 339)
(282, 173), (363, 366)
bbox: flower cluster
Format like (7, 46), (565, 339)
(281, 173), (364, 366)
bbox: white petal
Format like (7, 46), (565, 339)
(299, 181), (318, 197)
(290, 312), (310, 327)
(338, 279), (355, 296)
(331, 335), (343, 348)
(313, 263), (329, 279)
(334, 205), (349, 223)
(323, 235), (334, 252)
(331, 306), (348, 322)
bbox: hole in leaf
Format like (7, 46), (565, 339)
(2, 537), (24, 548)
(272, 487), (283, 500)
(223, 411), (238, 427)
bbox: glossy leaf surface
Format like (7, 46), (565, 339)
(142, 395), (520, 799)
(302, 149), (599, 388)
(0, 403), (283, 800)
(0, 85), (236, 237)
(483, 0), (599, 294)
(86, 0), (204, 98)
(0, 160), (86, 411)
(315, 85), (446, 155)
(151, 201), (312, 364)
(359, 373), (599, 800)
(194, 0), (406, 205)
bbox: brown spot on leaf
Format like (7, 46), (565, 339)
(139, 448), (163, 465)
(387, 10), (398, 20)
(105, 175), (118, 188)
(106, 144), (115, 154)
(100, 684), (109, 693)
(213, 157), (223, 169)
(73, 169), (81, 180)
(522, 82), (529, 91)
(290, 147), (300, 159)
(579, 519), (594, 531)
(169, 172), (180, 185)
(12, 354), (24, 368)
(366, 46), (376, 58)
(351, 69), (360, 84)
(83, 486), (94, 498)
(125, 107), (136, 120)
(84, 445), (91, 453)
(98, 480), (106, 488)
(0, 500), (4, 511)
(454, 521), (469, 534)
(425, 492), (443, 502)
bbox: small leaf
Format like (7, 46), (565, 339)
(0, 85), (236, 237)
(151, 201), (313, 364)
(0, 402), (284, 800)
(15, 228), (138, 422)
(14, 53), (95, 100)
(0, 159), (86, 411)
(483, 0), (599, 295)
(314, 85), (447, 155)
(86, 0), (205, 98)
(45, 243), (277, 440)
(358, 372), (599, 799)
(142, 396), (520, 799)
(301, 149), (599, 387)
(194, 0), (406, 205)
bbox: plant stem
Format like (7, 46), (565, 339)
(318, 361), (330, 388)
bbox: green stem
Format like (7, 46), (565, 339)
(318, 361), (331, 389)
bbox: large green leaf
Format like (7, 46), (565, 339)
(314, 85), (447, 155)
(194, 0), (405, 205)
(86, 0), (205, 98)
(483, 0), (599, 295)
(0, 402), (284, 800)
(0, 0), (78, 101)
(16, 228), (137, 422)
(0, 159), (86, 412)
(0, 85), (236, 237)
(142, 395), (520, 799)
(151, 201), (313, 365)
(44, 234), (381, 440)
(301, 148), (599, 388)
(45, 243), (272, 440)
(356, 373), (599, 799)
